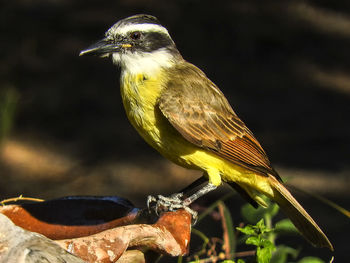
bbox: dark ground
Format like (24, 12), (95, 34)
(0, 0), (349, 262)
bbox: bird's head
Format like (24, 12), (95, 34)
(80, 14), (182, 72)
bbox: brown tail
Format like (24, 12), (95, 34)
(269, 176), (333, 251)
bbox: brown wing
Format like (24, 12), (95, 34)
(159, 62), (280, 179)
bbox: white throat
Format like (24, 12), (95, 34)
(112, 48), (175, 75)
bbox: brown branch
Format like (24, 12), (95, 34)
(56, 209), (191, 262)
(0, 213), (84, 263)
(0, 196), (192, 262)
(218, 202), (231, 258)
(235, 250), (256, 257)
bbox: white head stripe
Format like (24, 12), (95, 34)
(107, 23), (170, 37)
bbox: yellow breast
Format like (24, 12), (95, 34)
(120, 72), (163, 144)
(121, 73), (157, 122)
(120, 70), (201, 167)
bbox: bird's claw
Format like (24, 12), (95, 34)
(147, 193), (198, 224)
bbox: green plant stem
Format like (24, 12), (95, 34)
(264, 213), (276, 244)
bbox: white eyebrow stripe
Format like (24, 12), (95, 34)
(111, 23), (170, 36)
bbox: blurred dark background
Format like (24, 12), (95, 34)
(0, 0), (349, 261)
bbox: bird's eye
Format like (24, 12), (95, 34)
(130, 31), (142, 40)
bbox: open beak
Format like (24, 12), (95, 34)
(79, 38), (124, 57)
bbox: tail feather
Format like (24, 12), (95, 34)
(269, 176), (333, 251)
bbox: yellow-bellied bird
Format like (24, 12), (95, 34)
(80, 14), (333, 250)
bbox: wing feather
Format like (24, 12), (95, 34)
(159, 62), (279, 178)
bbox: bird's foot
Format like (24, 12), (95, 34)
(147, 193), (198, 223)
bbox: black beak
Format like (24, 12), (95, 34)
(79, 38), (122, 57)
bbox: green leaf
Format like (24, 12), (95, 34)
(271, 245), (299, 263)
(275, 219), (298, 234)
(246, 236), (261, 246)
(241, 198), (279, 225)
(241, 203), (267, 224)
(237, 259), (246, 263)
(256, 219), (265, 229)
(297, 257), (325, 263)
(236, 225), (256, 235)
(257, 245), (274, 263)
(271, 251), (287, 263)
(260, 238), (275, 250)
(255, 219), (273, 235)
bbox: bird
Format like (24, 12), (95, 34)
(80, 14), (333, 250)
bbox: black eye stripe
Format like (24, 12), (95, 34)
(122, 30), (175, 53)
(142, 32), (173, 51)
